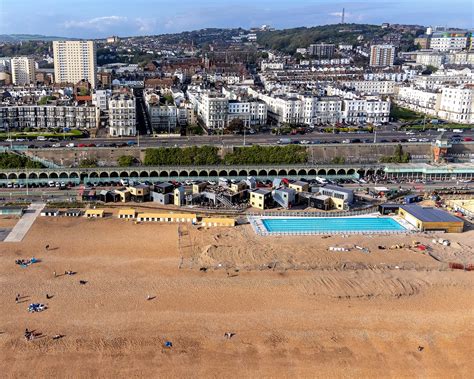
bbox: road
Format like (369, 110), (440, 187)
(2, 129), (473, 149)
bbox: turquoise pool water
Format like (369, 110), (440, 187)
(261, 217), (405, 233)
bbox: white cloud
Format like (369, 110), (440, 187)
(134, 18), (157, 33)
(63, 16), (128, 31)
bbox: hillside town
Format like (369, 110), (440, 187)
(1, 9), (474, 377)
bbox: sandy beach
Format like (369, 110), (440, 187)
(1, 215), (473, 377)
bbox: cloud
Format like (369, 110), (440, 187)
(63, 16), (128, 31)
(134, 18), (157, 33)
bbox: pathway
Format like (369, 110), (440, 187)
(4, 203), (45, 242)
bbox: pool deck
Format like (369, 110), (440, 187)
(249, 213), (417, 236)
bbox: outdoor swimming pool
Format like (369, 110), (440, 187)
(258, 216), (406, 235)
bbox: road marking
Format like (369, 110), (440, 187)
(4, 203), (45, 242)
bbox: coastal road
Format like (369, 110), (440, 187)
(2, 129), (473, 149)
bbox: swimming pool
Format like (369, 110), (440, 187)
(257, 216), (406, 235)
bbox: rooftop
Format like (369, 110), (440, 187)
(400, 205), (463, 223)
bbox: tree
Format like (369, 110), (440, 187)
(117, 155), (136, 167)
(225, 118), (244, 134)
(79, 158), (97, 168)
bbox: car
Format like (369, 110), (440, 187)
(342, 139), (350, 144)
(52, 143), (61, 148)
(418, 138), (430, 142)
(464, 137), (473, 142)
(300, 140), (310, 144)
(406, 131), (415, 135)
(408, 138), (418, 142)
(48, 181), (55, 187)
(78, 143), (86, 147)
(380, 139), (389, 143)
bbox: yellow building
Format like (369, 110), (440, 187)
(85, 209), (104, 218)
(115, 189), (131, 203)
(289, 181), (309, 193)
(126, 185), (150, 202)
(192, 182), (208, 194)
(118, 209), (136, 219)
(399, 205), (464, 233)
(201, 217), (236, 227)
(330, 196), (346, 210)
(230, 181), (247, 193)
(250, 189), (272, 210)
(136, 213), (197, 223)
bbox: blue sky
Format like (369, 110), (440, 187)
(0, 0), (472, 37)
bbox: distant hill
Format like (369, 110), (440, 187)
(0, 34), (77, 42)
(257, 24), (396, 53)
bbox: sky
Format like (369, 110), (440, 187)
(0, 0), (473, 38)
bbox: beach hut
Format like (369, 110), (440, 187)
(64, 209), (82, 217)
(136, 212), (197, 223)
(201, 217), (236, 227)
(118, 209), (136, 219)
(85, 209), (104, 218)
(40, 208), (60, 217)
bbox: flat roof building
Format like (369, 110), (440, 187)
(53, 40), (97, 88)
(399, 205), (464, 233)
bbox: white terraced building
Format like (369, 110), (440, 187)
(438, 86), (474, 124)
(395, 85), (474, 124)
(395, 86), (440, 116)
(108, 93), (136, 136)
(227, 99), (267, 127)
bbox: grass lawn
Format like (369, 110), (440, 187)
(390, 105), (423, 121)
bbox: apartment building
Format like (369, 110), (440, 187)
(341, 98), (391, 125)
(92, 89), (110, 111)
(437, 86), (474, 124)
(308, 43), (335, 58)
(415, 51), (474, 68)
(369, 45), (395, 67)
(430, 32), (468, 52)
(0, 104), (99, 130)
(108, 93), (136, 136)
(144, 91), (178, 131)
(200, 93), (228, 129)
(53, 40), (97, 88)
(11, 57), (35, 85)
(227, 99), (267, 127)
(395, 86), (440, 116)
(341, 80), (396, 94)
(248, 88), (342, 126)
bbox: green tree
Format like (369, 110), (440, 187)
(225, 118), (244, 134)
(117, 155), (136, 167)
(79, 158), (97, 168)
